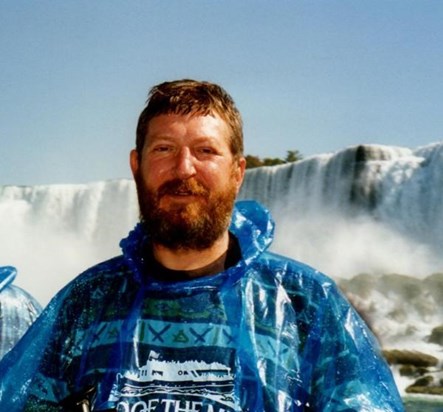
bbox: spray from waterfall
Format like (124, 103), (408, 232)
(239, 142), (443, 279)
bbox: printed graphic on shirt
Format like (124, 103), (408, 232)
(109, 350), (238, 412)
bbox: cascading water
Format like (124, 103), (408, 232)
(0, 180), (139, 304)
(1, 142), (442, 401)
(241, 142), (443, 336)
(240, 142), (443, 264)
(239, 142), (443, 401)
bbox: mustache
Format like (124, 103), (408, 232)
(157, 179), (210, 198)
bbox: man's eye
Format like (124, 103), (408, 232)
(197, 147), (216, 155)
(153, 146), (172, 153)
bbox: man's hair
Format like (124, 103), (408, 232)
(136, 79), (244, 158)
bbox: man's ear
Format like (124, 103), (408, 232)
(234, 157), (246, 194)
(130, 149), (140, 178)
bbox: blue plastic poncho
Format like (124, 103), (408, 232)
(0, 201), (403, 411)
(0, 266), (42, 360)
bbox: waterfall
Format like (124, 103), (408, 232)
(1, 142), (442, 360)
(239, 143), (443, 279)
(239, 142), (443, 368)
(0, 180), (138, 304)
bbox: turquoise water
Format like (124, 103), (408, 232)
(404, 399), (443, 412)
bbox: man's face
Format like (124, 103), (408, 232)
(130, 113), (245, 250)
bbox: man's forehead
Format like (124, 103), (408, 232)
(146, 113), (229, 136)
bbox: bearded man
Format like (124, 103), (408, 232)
(0, 79), (403, 411)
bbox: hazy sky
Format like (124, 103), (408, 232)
(1, 1), (442, 185)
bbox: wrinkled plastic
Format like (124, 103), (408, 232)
(0, 201), (404, 411)
(0, 266), (42, 359)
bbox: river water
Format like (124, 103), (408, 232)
(404, 398), (443, 412)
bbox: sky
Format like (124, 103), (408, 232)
(1, 0), (442, 186)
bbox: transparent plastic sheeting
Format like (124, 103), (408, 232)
(0, 201), (404, 411)
(0, 266), (42, 359)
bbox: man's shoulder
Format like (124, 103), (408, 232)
(250, 251), (339, 298)
(77, 255), (128, 277)
(55, 255), (131, 301)
(253, 251), (329, 281)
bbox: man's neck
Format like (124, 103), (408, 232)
(152, 231), (230, 271)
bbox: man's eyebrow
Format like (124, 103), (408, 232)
(148, 135), (221, 144)
(146, 135), (175, 144)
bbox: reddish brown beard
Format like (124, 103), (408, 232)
(134, 174), (237, 251)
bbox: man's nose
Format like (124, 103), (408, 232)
(175, 147), (197, 179)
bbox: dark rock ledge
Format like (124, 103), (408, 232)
(383, 349), (443, 395)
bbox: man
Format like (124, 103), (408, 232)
(0, 80), (403, 411)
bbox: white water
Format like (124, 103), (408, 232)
(0, 180), (139, 304)
(240, 143), (443, 278)
(239, 142), (443, 397)
(1, 142), (443, 395)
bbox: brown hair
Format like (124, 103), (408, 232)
(136, 79), (243, 158)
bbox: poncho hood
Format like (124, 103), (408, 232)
(0, 266), (42, 360)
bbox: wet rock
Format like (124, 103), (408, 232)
(429, 325), (443, 346)
(384, 349), (443, 396)
(411, 375), (434, 387)
(383, 349), (438, 367)
(399, 365), (429, 377)
(406, 386), (443, 395)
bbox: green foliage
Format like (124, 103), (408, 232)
(285, 150), (302, 163)
(245, 150), (302, 169)
(244, 155), (263, 169)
